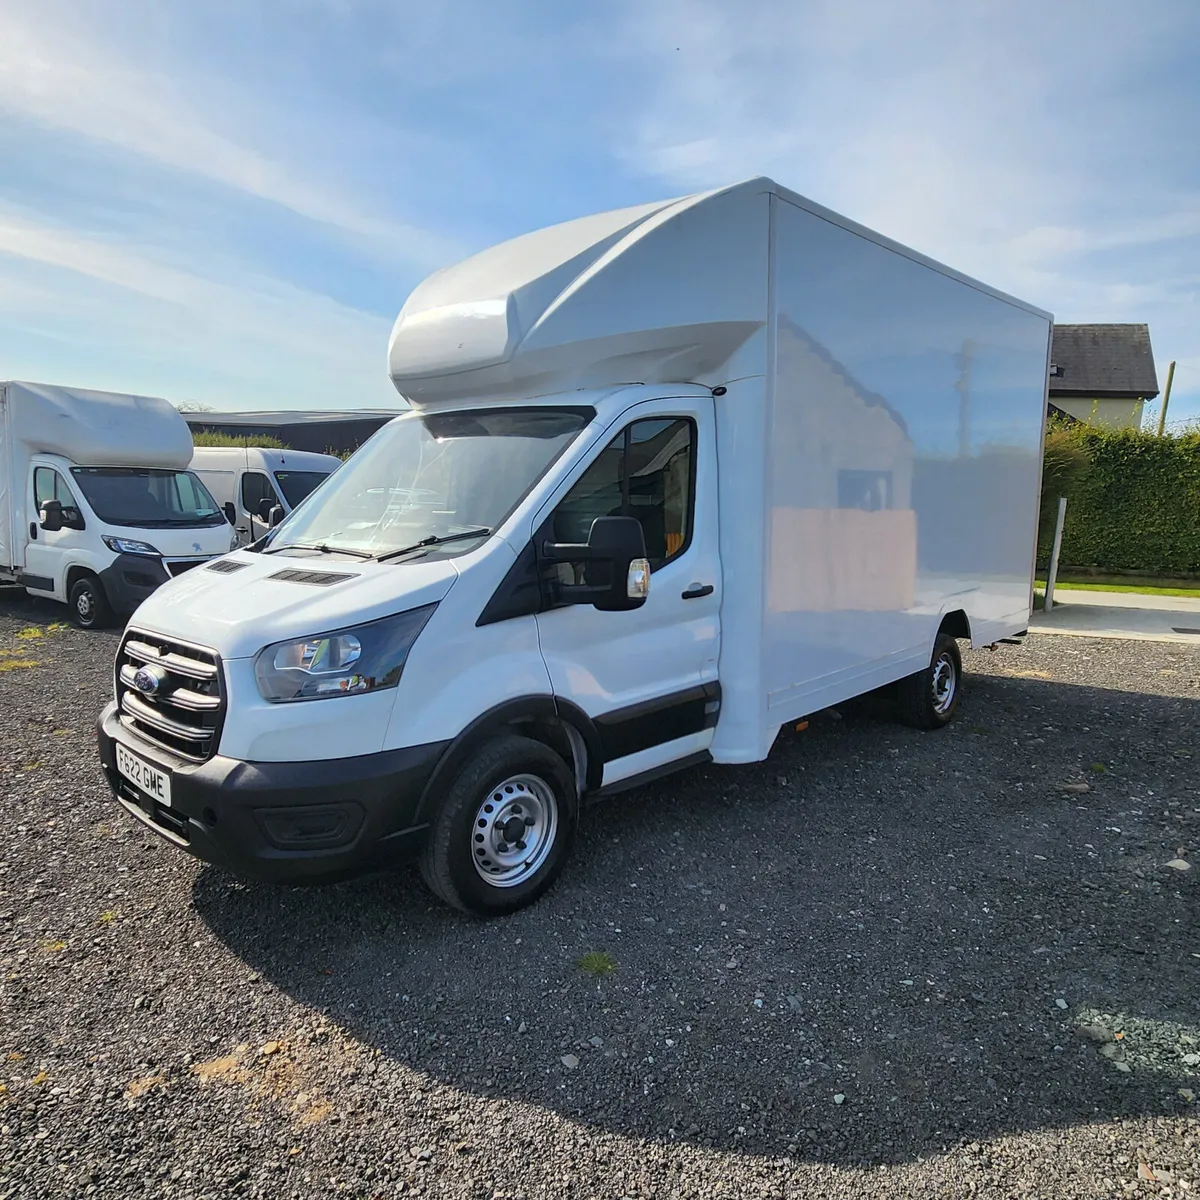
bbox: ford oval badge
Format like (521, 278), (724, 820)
(133, 664), (167, 696)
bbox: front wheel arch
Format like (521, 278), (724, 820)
(66, 570), (114, 629)
(413, 697), (602, 826)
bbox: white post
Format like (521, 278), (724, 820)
(1044, 496), (1067, 612)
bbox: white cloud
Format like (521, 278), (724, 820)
(0, 2), (459, 270)
(612, 0), (1200, 421)
(0, 208), (398, 409)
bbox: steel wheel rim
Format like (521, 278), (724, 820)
(931, 653), (956, 714)
(77, 592), (93, 619)
(471, 773), (559, 888)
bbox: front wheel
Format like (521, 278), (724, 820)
(896, 633), (962, 729)
(419, 735), (578, 916)
(68, 575), (113, 630)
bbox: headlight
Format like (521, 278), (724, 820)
(102, 535), (161, 557)
(254, 605), (437, 703)
(229, 531), (240, 552)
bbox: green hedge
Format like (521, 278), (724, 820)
(1039, 424), (1200, 575)
(191, 431), (290, 450)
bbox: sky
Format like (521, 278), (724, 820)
(1, 0), (1198, 426)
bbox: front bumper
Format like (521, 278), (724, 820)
(98, 553), (171, 614)
(97, 703), (447, 884)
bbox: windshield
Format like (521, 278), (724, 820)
(274, 470), (333, 509)
(70, 467), (225, 528)
(264, 407), (591, 558)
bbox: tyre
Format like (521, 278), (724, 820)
(68, 575), (113, 630)
(419, 735), (578, 917)
(895, 633), (962, 730)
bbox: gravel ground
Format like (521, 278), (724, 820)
(1, 587), (1197, 1199)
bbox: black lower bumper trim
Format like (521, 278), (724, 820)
(98, 703), (448, 883)
(98, 553), (171, 615)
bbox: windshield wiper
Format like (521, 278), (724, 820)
(262, 541), (375, 560)
(374, 528), (493, 564)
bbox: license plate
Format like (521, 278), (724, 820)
(115, 742), (172, 807)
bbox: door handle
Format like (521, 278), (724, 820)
(681, 583), (714, 600)
(29, 522), (37, 540)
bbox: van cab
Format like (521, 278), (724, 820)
(1, 382), (237, 627)
(190, 447), (341, 544)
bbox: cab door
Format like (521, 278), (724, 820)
(240, 469), (283, 542)
(533, 396), (722, 788)
(23, 462), (87, 598)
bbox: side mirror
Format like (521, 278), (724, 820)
(542, 516), (650, 612)
(223, 502), (237, 526)
(268, 505), (285, 529)
(256, 498), (275, 522)
(39, 500), (64, 532)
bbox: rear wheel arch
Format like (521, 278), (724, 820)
(938, 608), (971, 642)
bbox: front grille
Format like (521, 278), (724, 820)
(267, 568), (358, 586)
(115, 631), (225, 762)
(165, 558), (207, 577)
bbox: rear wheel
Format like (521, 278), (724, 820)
(68, 575), (113, 630)
(896, 633), (962, 729)
(419, 735), (578, 916)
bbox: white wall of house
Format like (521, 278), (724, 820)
(1052, 396), (1146, 430)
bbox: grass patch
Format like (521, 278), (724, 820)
(577, 951), (617, 977)
(1089, 762), (1108, 773)
(14, 627), (43, 640)
(0, 657), (39, 673)
(1036, 576), (1200, 598)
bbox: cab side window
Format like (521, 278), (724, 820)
(34, 467), (84, 527)
(241, 471), (277, 518)
(553, 417), (693, 570)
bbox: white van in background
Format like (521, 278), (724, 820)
(1, 382), (236, 627)
(190, 447), (341, 545)
(98, 178), (1051, 915)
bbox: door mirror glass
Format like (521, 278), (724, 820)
(39, 500), (64, 532)
(223, 502), (237, 526)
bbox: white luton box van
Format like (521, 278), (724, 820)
(97, 178), (1052, 914)
(189, 446), (342, 545)
(1, 382), (236, 627)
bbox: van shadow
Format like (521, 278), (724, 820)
(193, 667), (1199, 1167)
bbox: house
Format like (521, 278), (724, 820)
(183, 409), (402, 455)
(1048, 324), (1159, 430)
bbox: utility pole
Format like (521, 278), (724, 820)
(1156, 360), (1176, 436)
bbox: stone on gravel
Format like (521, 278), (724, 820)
(1075, 1024), (1114, 1044)
(560, 1054), (579, 1070)
(1165, 858), (1191, 872)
